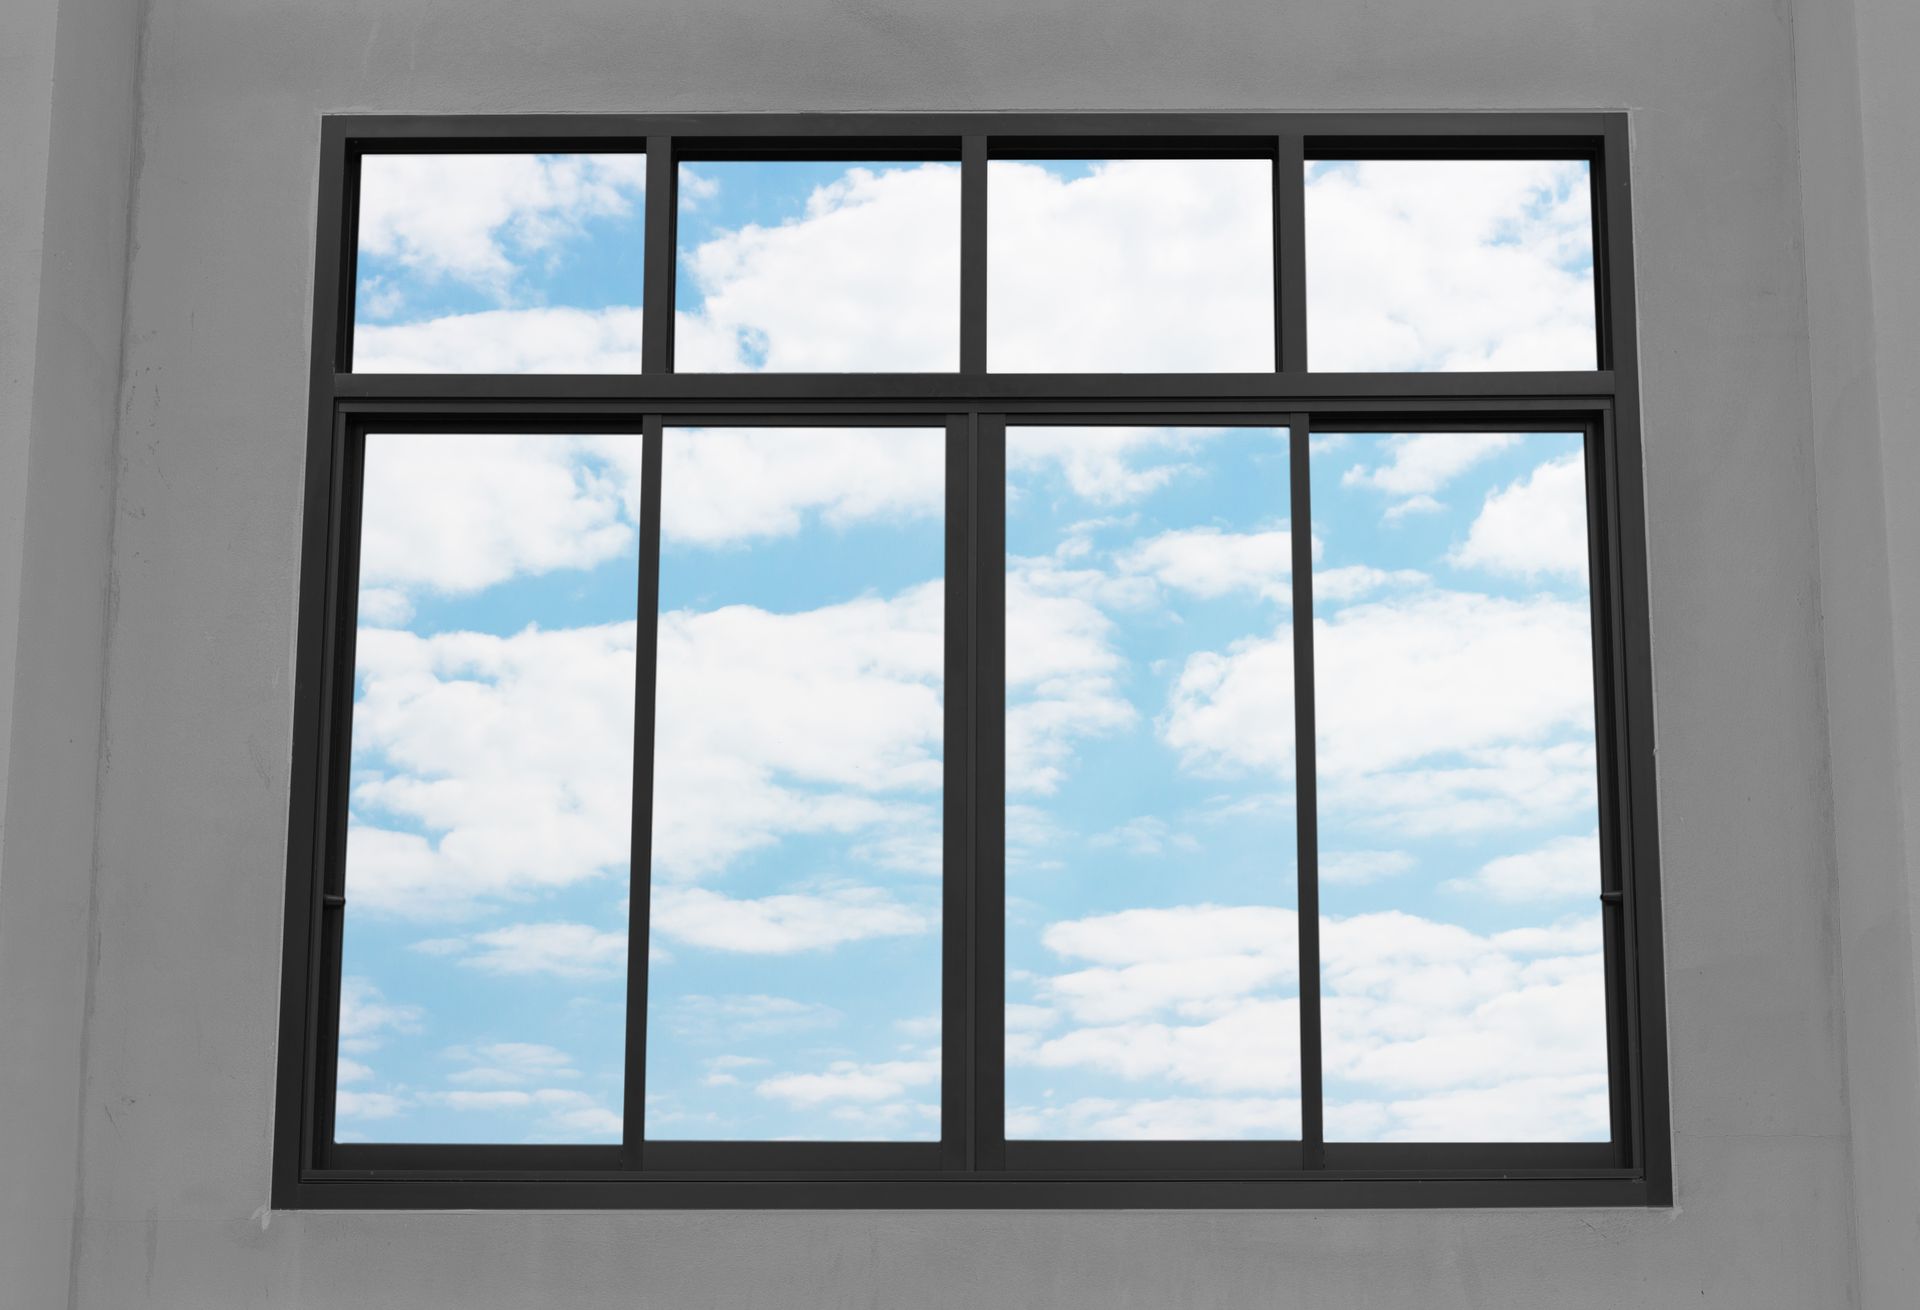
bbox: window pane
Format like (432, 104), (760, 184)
(644, 427), (945, 1140)
(1005, 425), (1299, 1140)
(674, 160), (960, 371)
(1308, 430), (1608, 1141)
(336, 432), (643, 1143)
(989, 159), (1275, 372)
(1305, 159), (1597, 371)
(352, 153), (646, 372)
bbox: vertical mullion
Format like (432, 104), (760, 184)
(941, 414), (975, 1171)
(1289, 410), (1325, 1166)
(972, 414), (1007, 1169)
(642, 139), (676, 374)
(1585, 416), (1633, 1165)
(311, 419), (365, 1165)
(1600, 114), (1669, 1200)
(1276, 135), (1309, 374)
(620, 416), (666, 1168)
(960, 137), (988, 374)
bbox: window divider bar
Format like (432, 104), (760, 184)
(960, 138), (988, 374)
(642, 139), (676, 374)
(1276, 137), (1309, 374)
(620, 416), (666, 1166)
(972, 413), (1008, 1170)
(1290, 410), (1325, 1168)
(941, 414), (976, 1172)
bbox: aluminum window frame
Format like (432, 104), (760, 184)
(275, 111), (1669, 1210)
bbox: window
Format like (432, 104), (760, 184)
(278, 114), (1667, 1208)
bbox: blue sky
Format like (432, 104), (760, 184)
(336, 154), (1605, 1144)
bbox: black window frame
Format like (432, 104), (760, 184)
(275, 111), (1670, 1210)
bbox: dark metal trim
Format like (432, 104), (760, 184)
(275, 111), (1669, 1211)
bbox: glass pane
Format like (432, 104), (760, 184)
(335, 432), (644, 1143)
(1307, 430), (1609, 1141)
(674, 160), (960, 371)
(352, 153), (646, 372)
(1305, 159), (1597, 371)
(1005, 425), (1300, 1140)
(644, 427), (945, 1140)
(988, 159), (1275, 372)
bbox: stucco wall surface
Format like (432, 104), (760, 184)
(63, 0), (1856, 1306)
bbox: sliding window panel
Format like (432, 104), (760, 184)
(351, 152), (647, 372)
(334, 431), (643, 1144)
(643, 425), (947, 1141)
(1304, 158), (1598, 371)
(1003, 424), (1300, 1141)
(1308, 429), (1610, 1142)
(674, 159), (961, 371)
(988, 159), (1275, 372)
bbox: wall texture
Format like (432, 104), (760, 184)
(1797, 0), (1920, 1303)
(0, 1), (145, 1308)
(0, 0), (1905, 1304)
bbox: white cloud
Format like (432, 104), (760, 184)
(1339, 432), (1520, 517)
(1320, 850), (1415, 886)
(1330, 1073), (1611, 1143)
(1006, 425), (1238, 506)
(666, 994), (842, 1040)
(1305, 158), (1596, 372)
(433, 922), (630, 980)
(677, 164), (960, 371)
(659, 426), (943, 546)
(355, 306), (647, 373)
(1452, 451), (1591, 581)
(650, 885), (929, 954)
(337, 977), (422, 1054)
(650, 582), (943, 878)
(1090, 816), (1200, 857)
(1118, 527), (1293, 602)
(1004, 552), (1143, 795)
(446, 1042), (580, 1087)
(428, 1086), (622, 1141)
(1165, 590), (1599, 834)
(1311, 565), (1427, 602)
(1010, 1096), (1300, 1141)
(1014, 998), (1302, 1094)
(357, 152), (646, 298)
(335, 1090), (407, 1121)
(989, 159), (1274, 371)
(757, 1053), (939, 1106)
(335, 1058), (373, 1085)
(344, 620), (636, 917)
(358, 432), (636, 595)
(1010, 900), (1608, 1142)
(1444, 832), (1601, 903)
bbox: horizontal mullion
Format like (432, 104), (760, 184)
(330, 112), (1620, 147)
(333, 371), (1617, 404)
(284, 1174), (1652, 1210)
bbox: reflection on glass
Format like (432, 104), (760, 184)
(644, 427), (945, 1140)
(336, 432), (643, 1143)
(352, 153), (647, 373)
(1310, 430), (1608, 1141)
(674, 161), (960, 372)
(989, 159), (1275, 372)
(1004, 426), (1299, 1140)
(1305, 159), (1597, 371)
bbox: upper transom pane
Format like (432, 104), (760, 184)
(673, 159), (961, 372)
(988, 157), (1276, 372)
(1305, 158), (1598, 372)
(351, 152), (647, 373)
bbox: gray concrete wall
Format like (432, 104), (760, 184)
(0, 0), (1890, 1305)
(0, 1), (146, 1307)
(1798, 0), (1920, 1303)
